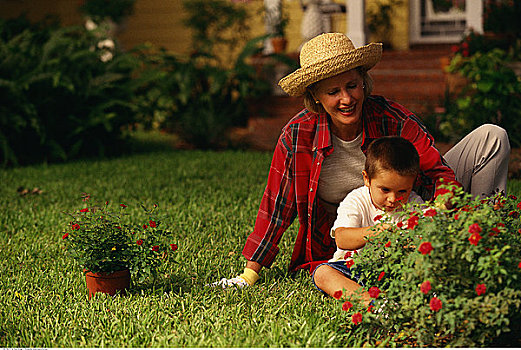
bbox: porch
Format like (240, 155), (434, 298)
(235, 44), (453, 151)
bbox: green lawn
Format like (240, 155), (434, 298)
(1, 139), (520, 347)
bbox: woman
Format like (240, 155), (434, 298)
(213, 33), (510, 297)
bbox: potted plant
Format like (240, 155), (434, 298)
(61, 194), (178, 298)
(265, 2), (289, 53)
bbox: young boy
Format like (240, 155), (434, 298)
(312, 136), (423, 304)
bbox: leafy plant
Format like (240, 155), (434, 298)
(450, 30), (514, 58)
(0, 16), (141, 166)
(441, 48), (521, 147)
(79, 0), (136, 24)
(367, 0), (403, 48)
(133, 35), (271, 148)
(335, 183), (521, 347)
(62, 195), (178, 283)
(181, 0), (249, 66)
(483, 0), (521, 37)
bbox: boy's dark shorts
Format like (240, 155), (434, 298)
(311, 261), (365, 294)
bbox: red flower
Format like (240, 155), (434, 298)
(420, 280), (431, 294)
(518, 261), (521, 269)
(333, 290), (343, 299)
(454, 214), (460, 220)
(352, 312), (363, 325)
(429, 297), (442, 312)
(489, 227), (500, 237)
(367, 304), (374, 313)
(71, 224), (80, 230)
(517, 202), (521, 210)
(152, 245), (159, 252)
(397, 221), (403, 228)
(468, 233), (482, 246)
(149, 220), (157, 228)
(344, 251), (352, 259)
(120, 204), (127, 208)
(62, 233), (69, 239)
(170, 243), (178, 251)
(345, 260), (354, 268)
(368, 286), (381, 299)
(373, 215), (383, 221)
(342, 301), (353, 311)
(80, 208), (89, 213)
(407, 215), (419, 229)
(136, 239), (143, 246)
(143, 224), (148, 229)
(116, 226), (122, 230)
(385, 241), (391, 248)
(476, 283), (486, 296)
(498, 223), (505, 227)
(377, 271), (385, 281)
(419, 242), (433, 255)
(468, 223), (482, 234)
(424, 208), (437, 217)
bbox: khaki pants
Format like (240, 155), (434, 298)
(444, 124), (511, 198)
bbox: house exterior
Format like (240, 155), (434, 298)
(0, 0), (483, 54)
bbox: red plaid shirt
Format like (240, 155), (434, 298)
(242, 95), (458, 273)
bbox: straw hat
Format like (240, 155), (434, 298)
(278, 33), (383, 96)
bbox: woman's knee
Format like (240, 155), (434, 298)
(475, 124), (510, 148)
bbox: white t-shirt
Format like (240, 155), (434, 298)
(329, 186), (423, 262)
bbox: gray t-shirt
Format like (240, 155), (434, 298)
(317, 133), (366, 216)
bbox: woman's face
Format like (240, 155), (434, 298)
(314, 69), (365, 140)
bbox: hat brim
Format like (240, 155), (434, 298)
(279, 42), (383, 96)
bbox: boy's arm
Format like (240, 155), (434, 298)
(334, 224), (388, 250)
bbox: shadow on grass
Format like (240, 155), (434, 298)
(129, 274), (193, 296)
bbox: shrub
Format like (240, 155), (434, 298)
(0, 16), (141, 166)
(441, 49), (521, 147)
(133, 36), (271, 149)
(337, 183), (521, 347)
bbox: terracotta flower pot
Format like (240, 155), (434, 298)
(271, 37), (287, 53)
(84, 269), (130, 299)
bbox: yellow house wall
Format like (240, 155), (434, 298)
(0, 0), (409, 54)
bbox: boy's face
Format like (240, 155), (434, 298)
(363, 169), (416, 212)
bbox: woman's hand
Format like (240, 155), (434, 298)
(209, 263), (261, 289)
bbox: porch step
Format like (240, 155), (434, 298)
(239, 45), (454, 151)
(370, 44), (453, 114)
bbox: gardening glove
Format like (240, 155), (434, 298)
(210, 267), (259, 289)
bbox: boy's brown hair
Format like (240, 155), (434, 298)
(365, 136), (420, 179)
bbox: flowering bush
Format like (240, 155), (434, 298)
(336, 183), (521, 346)
(62, 194), (178, 283)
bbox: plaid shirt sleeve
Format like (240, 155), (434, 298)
(242, 126), (298, 268)
(364, 96), (461, 199)
(400, 114), (460, 198)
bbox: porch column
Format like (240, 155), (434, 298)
(346, 0), (366, 47)
(466, 0), (483, 34)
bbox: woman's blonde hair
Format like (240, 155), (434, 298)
(303, 67), (374, 114)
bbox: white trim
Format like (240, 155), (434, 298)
(409, 0), (483, 45)
(346, 0), (366, 47)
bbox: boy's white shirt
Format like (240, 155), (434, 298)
(329, 186), (424, 262)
